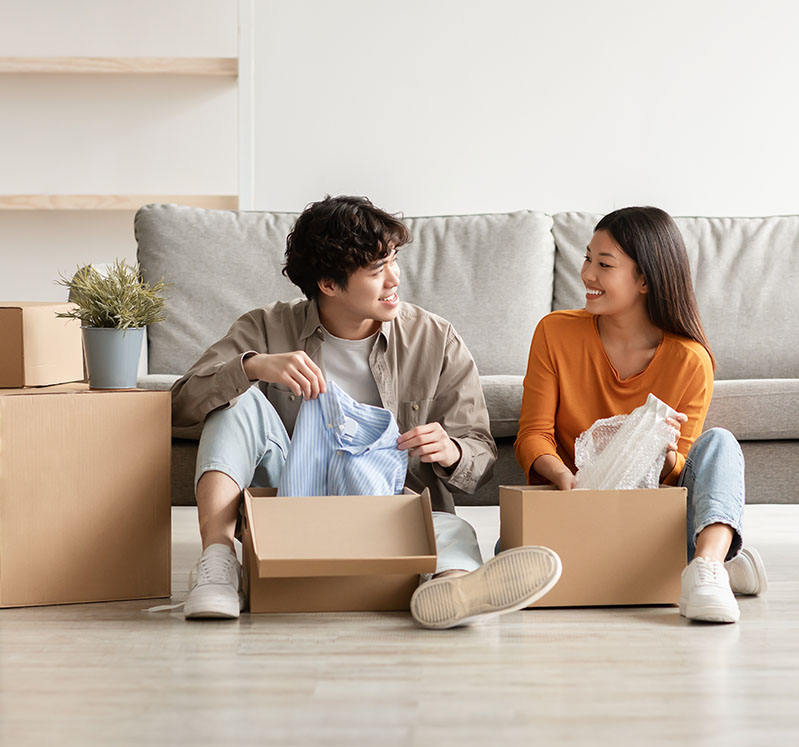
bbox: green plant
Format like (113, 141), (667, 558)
(56, 259), (170, 329)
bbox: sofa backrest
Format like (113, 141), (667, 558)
(552, 212), (799, 380)
(135, 204), (300, 376)
(135, 204), (555, 377)
(399, 211), (554, 375)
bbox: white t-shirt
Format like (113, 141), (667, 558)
(321, 327), (382, 407)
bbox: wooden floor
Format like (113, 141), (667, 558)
(1, 505), (798, 747)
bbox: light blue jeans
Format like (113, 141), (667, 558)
(679, 427), (744, 562)
(196, 386), (484, 575)
(493, 427), (745, 561)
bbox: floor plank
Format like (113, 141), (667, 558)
(1, 505), (797, 746)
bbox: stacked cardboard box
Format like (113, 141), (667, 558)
(0, 302), (84, 387)
(0, 385), (171, 607)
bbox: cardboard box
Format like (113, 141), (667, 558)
(0, 384), (171, 607)
(242, 488), (437, 613)
(0, 302), (84, 388)
(500, 485), (687, 607)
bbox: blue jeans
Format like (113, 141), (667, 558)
(494, 427), (745, 561)
(196, 386), (484, 575)
(679, 427), (744, 562)
(195, 386), (290, 494)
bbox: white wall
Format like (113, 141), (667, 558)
(2, 0), (798, 300)
(0, 0), (238, 301)
(251, 0), (799, 216)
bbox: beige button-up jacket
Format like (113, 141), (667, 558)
(171, 299), (496, 513)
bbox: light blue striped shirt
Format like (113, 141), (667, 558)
(277, 380), (408, 497)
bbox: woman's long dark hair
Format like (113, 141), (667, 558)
(595, 207), (716, 370)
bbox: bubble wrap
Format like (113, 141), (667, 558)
(574, 393), (680, 490)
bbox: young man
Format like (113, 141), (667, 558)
(171, 195), (561, 628)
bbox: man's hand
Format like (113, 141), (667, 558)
(397, 423), (461, 469)
(243, 351), (326, 399)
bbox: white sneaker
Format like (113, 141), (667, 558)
(184, 544), (246, 619)
(679, 557), (740, 623)
(410, 546), (562, 629)
(725, 547), (768, 596)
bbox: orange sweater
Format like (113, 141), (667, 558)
(515, 310), (714, 486)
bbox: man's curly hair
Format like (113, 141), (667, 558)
(283, 195), (412, 299)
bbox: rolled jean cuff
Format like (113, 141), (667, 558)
(193, 462), (248, 494)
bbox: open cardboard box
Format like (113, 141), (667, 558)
(500, 484), (687, 607)
(0, 384), (171, 607)
(242, 487), (437, 613)
(0, 302), (84, 388)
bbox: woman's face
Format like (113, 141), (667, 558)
(580, 230), (648, 316)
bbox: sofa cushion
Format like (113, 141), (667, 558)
(400, 211), (554, 375)
(474, 375), (799, 443)
(139, 371), (527, 440)
(136, 204), (300, 375)
(137, 371), (799, 433)
(137, 373), (180, 391)
(704, 379), (799, 440)
(137, 205), (555, 377)
(481, 374), (524, 438)
(551, 212), (799, 381)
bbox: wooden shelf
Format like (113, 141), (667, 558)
(0, 57), (238, 76)
(0, 56), (240, 213)
(0, 195), (239, 211)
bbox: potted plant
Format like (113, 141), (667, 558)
(56, 260), (169, 389)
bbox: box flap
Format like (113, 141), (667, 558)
(244, 488), (436, 579)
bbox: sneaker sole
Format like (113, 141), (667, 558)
(679, 598), (740, 624)
(410, 546), (562, 629)
(184, 584), (246, 620)
(734, 547), (768, 596)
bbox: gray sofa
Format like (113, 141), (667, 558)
(135, 205), (799, 506)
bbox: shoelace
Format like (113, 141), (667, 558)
(142, 552), (239, 614)
(695, 559), (724, 586)
(143, 601), (184, 613)
(194, 552), (239, 586)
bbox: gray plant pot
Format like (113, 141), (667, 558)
(82, 327), (145, 389)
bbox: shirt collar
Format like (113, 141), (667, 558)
(320, 381), (399, 455)
(299, 299), (324, 341)
(377, 319), (392, 345)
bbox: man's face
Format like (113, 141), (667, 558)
(320, 249), (401, 337)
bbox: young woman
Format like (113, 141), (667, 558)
(514, 206), (767, 624)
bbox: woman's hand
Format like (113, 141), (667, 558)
(531, 454), (576, 491)
(661, 411), (687, 479)
(553, 471), (577, 491)
(665, 411), (687, 452)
